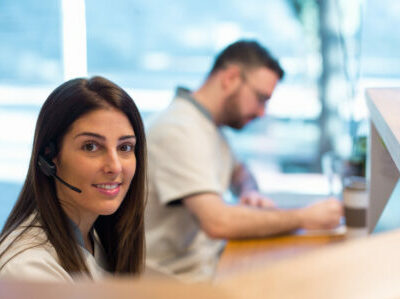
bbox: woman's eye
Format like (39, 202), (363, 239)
(83, 142), (98, 152)
(120, 143), (134, 152)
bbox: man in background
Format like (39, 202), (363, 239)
(145, 40), (342, 282)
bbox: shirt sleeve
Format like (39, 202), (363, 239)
(148, 122), (223, 205)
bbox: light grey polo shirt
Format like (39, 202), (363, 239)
(145, 87), (237, 282)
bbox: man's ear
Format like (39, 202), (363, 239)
(220, 65), (242, 94)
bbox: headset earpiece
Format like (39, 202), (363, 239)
(38, 141), (57, 177)
(37, 142), (82, 193)
(38, 155), (56, 177)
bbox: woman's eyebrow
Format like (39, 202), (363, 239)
(74, 132), (105, 140)
(119, 135), (136, 141)
(74, 132), (136, 141)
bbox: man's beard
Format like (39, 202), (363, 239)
(223, 93), (255, 130)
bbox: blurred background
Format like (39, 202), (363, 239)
(1, 0), (400, 230)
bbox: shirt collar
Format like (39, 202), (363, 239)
(68, 218), (93, 248)
(175, 87), (214, 122)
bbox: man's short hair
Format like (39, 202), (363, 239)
(209, 40), (284, 79)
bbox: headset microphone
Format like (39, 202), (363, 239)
(38, 155), (82, 193)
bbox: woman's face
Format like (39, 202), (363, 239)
(53, 107), (137, 225)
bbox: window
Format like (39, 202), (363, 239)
(0, 0), (63, 226)
(1, 0), (400, 230)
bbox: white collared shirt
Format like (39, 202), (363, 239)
(0, 215), (109, 282)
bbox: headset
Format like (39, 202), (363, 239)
(37, 142), (82, 193)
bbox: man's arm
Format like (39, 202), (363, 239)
(183, 193), (343, 239)
(231, 163), (275, 208)
(231, 163), (259, 195)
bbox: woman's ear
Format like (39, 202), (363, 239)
(52, 155), (59, 166)
(44, 142), (58, 165)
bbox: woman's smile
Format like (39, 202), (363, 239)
(92, 182), (122, 197)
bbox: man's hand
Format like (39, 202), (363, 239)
(298, 198), (343, 230)
(239, 191), (276, 208)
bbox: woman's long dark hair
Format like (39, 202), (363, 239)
(0, 76), (146, 275)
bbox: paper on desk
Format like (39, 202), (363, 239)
(295, 224), (346, 236)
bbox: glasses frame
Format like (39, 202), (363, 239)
(240, 71), (271, 105)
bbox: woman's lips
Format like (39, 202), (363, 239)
(93, 183), (121, 196)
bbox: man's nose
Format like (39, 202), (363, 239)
(256, 104), (266, 117)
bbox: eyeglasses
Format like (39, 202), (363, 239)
(241, 72), (271, 105)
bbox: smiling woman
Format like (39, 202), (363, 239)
(0, 76), (147, 281)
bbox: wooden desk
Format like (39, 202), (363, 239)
(217, 228), (400, 299)
(216, 231), (345, 280)
(3, 230), (398, 299)
(216, 191), (346, 280)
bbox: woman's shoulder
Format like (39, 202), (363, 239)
(0, 215), (47, 253)
(0, 242), (73, 282)
(0, 217), (72, 282)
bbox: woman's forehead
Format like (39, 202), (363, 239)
(67, 108), (134, 137)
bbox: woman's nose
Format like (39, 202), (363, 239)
(103, 150), (122, 174)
